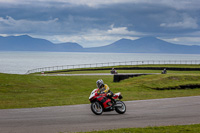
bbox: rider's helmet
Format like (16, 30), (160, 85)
(96, 79), (104, 89)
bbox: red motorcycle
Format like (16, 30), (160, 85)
(89, 89), (126, 115)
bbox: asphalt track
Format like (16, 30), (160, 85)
(40, 73), (159, 76)
(0, 96), (200, 133)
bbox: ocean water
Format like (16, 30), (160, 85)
(0, 51), (200, 74)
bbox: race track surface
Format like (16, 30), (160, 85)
(0, 96), (200, 133)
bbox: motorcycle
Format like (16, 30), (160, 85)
(89, 89), (126, 115)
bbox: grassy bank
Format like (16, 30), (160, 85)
(0, 72), (200, 109)
(81, 124), (200, 133)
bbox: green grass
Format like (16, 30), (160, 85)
(1, 72), (200, 109)
(113, 74), (200, 101)
(81, 124), (200, 133)
(0, 73), (112, 109)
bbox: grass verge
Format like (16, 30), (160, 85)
(80, 124), (200, 133)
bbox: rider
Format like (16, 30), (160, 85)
(96, 79), (113, 98)
(96, 79), (113, 108)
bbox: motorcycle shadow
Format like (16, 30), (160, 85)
(95, 112), (127, 116)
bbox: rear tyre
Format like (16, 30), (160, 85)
(91, 101), (103, 115)
(115, 101), (126, 114)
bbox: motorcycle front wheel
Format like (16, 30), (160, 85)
(91, 101), (103, 115)
(115, 101), (126, 114)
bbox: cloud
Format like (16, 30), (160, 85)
(1, 0), (199, 9)
(162, 37), (200, 46)
(0, 0), (200, 47)
(107, 24), (141, 35)
(153, 0), (200, 10)
(0, 0), (15, 3)
(0, 0), (135, 7)
(160, 14), (198, 29)
(0, 16), (59, 34)
(40, 26), (141, 47)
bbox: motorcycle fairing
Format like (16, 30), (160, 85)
(113, 92), (121, 99)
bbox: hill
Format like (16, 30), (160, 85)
(0, 35), (200, 54)
(0, 35), (83, 52)
(84, 36), (200, 54)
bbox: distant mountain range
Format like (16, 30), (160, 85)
(85, 36), (200, 54)
(0, 35), (200, 54)
(0, 35), (83, 52)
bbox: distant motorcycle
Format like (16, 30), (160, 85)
(89, 89), (126, 115)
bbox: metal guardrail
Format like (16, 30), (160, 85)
(26, 60), (200, 74)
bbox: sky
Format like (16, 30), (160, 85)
(0, 0), (200, 47)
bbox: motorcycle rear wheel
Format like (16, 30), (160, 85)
(115, 101), (126, 114)
(91, 101), (103, 115)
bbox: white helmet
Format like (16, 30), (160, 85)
(96, 79), (104, 88)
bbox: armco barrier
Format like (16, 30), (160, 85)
(26, 60), (200, 74)
(113, 73), (153, 82)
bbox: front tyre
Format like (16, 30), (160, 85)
(91, 101), (103, 115)
(115, 101), (126, 114)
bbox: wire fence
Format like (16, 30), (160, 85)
(26, 60), (200, 74)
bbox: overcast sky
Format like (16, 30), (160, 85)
(0, 0), (200, 47)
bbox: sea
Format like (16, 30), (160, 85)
(0, 51), (200, 74)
